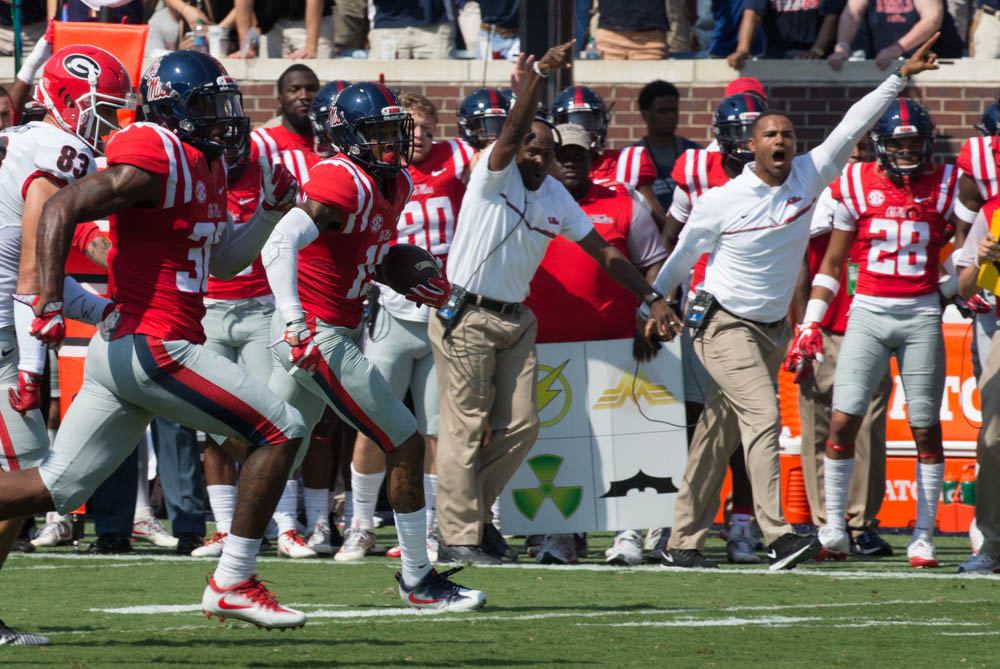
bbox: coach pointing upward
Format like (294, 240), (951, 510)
(646, 36), (942, 571)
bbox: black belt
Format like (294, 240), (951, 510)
(720, 306), (785, 329)
(467, 291), (520, 316)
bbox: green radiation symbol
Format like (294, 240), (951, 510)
(512, 455), (583, 520)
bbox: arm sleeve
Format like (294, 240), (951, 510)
(958, 210), (990, 268)
(832, 201), (858, 232)
(62, 276), (112, 325)
(667, 186), (692, 222)
(210, 208), (283, 280)
(651, 198), (722, 297)
(261, 207), (320, 324)
(626, 199), (668, 267)
(12, 300), (46, 375)
(809, 75), (907, 185)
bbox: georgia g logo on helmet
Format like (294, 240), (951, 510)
(63, 54), (102, 81)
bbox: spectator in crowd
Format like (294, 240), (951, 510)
(148, 418), (206, 554)
(708, 0), (762, 57)
(478, 0), (519, 59)
(828, 0), (963, 69)
(146, 0), (237, 57)
(969, 0), (1000, 57)
(87, 448), (140, 553)
(0, 0), (49, 56)
(235, 0), (333, 59)
(524, 123), (667, 565)
(727, 0), (843, 68)
(369, 0), (455, 59)
(429, 40), (672, 564)
(666, 0), (695, 52)
(456, 0), (481, 55)
(333, 0), (368, 55)
(594, 0), (668, 59)
(63, 0), (145, 24)
(634, 80), (701, 213)
(950, 0), (972, 42)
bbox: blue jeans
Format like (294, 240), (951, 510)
(91, 446), (138, 537)
(151, 417), (206, 537)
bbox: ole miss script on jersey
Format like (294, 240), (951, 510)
(206, 145), (269, 300)
(251, 125), (319, 203)
(398, 139), (471, 261)
(104, 123), (229, 343)
(831, 162), (958, 298)
(957, 135), (1000, 201)
(299, 155), (413, 328)
(590, 145), (655, 189)
(671, 148), (731, 293)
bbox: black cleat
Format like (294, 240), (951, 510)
(176, 532), (204, 555)
(88, 533), (133, 554)
(659, 548), (719, 569)
(482, 524), (517, 562)
(437, 543), (501, 566)
(851, 530), (893, 556)
(0, 619), (51, 646)
(767, 533), (821, 571)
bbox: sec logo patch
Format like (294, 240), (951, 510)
(195, 180), (207, 203)
(867, 190), (885, 207)
(370, 213), (383, 232)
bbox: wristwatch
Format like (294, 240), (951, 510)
(642, 291), (664, 307)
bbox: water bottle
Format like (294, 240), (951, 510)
(193, 19), (209, 53)
(585, 37), (599, 60)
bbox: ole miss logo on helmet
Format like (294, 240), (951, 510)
(146, 76), (173, 101)
(63, 53), (102, 81)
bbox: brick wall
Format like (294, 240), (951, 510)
(239, 79), (988, 160)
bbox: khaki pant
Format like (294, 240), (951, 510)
(970, 8), (1000, 59)
(333, 0), (368, 49)
(798, 329), (891, 531)
(369, 22), (456, 60)
(670, 308), (794, 550)
(429, 305), (540, 546)
(593, 27), (668, 60)
(260, 14), (335, 58)
(976, 333), (1000, 559)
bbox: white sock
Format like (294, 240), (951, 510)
(45, 511), (69, 526)
(47, 428), (56, 446)
(915, 461), (944, 541)
(730, 512), (752, 531)
(272, 480), (299, 534)
(212, 534), (262, 589)
(303, 487), (329, 530)
(395, 508), (432, 588)
(823, 456), (854, 532)
(350, 464), (384, 530)
(491, 496), (502, 531)
(424, 473), (437, 532)
(207, 484), (237, 535)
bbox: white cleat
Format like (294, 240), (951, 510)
(396, 567), (486, 612)
(726, 524), (761, 564)
(970, 518), (984, 556)
(30, 513), (72, 548)
(277, 530), (317, 559)
(958, 553), (1000, 575)
(306, 520), (334, 556)
(335, 527), (376, 562)
(202, 576), (306, 630)
(907, 537), (939, 568)
(191, 531), (228, 558)
(605, 529), (644, 566)
(536, 533), (577, 565)
(132, 517), (179, 549)
(816, 525), (850, 562)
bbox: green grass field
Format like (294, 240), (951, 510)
(2, 528), (998, 668)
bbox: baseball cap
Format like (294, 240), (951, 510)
(725, 76), (767, 101)
(555, 123), (591, 150)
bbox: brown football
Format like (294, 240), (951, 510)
(380, 243), (442, 294)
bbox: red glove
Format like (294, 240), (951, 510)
(406, 277), (451, 309)
(954, 293), (992, 316)
(9, 370), (42, 416)
(262, 162), (298, 211)
(794, 322), (824, 362)
(783, 349), (813, 384)
(284, 320), (322, 372)
(29, 297), (65, 347)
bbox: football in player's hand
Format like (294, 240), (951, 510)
(379, 244), (443, 294)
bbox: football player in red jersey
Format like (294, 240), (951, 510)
(660, 92), (769, 565)
(954, 95), (1000, 240)
(0, 51), (308, 631)
(551, 85), (665, 226)
(339, 92), (472, 563)
(524, 123), (667, 566)
(798, 99), (959, 568)
(262, 82), (485, 611)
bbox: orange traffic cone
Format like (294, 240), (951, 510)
(783, 465), (813, 524)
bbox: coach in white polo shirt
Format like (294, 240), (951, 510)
(644, 37), (941, 571)
(429, 40), (674, 565)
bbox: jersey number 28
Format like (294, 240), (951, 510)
(867, 218), (930, 277)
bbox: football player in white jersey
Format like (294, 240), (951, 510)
(0, 44), (133, 646)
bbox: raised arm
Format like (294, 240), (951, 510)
(488, 40), (574, 173)
(812, 34), (940, 185)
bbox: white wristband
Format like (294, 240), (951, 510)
(811, 272), (840, 297)
(953, 199), (977, 225)
(533, 61), (549, 78)
(803, 298), (830, 325)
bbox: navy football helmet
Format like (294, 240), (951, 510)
(330, 82), (413, 178)
(713, 93), (767, 165)
(139, 50), (248, 161)
(975, 101), (999, 137)
(870, 98), (935, 178)
(457, 87), (511, 150)
(551, 86), (610, 151)
(309, 80), (350, 157)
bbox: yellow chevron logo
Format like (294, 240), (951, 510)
(592, 369), (678, 410)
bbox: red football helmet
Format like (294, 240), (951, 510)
(36, 45), (136, 154)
